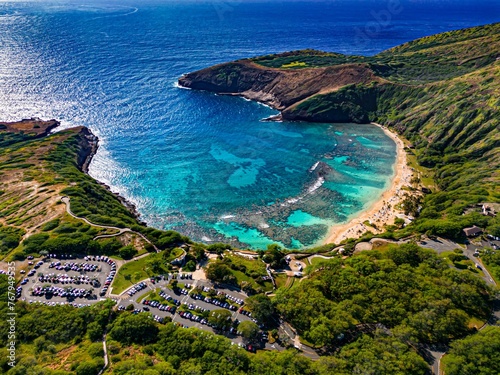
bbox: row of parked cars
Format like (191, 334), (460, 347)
(126, 281), (147, 296)
(84, 255), (111, 262)
(158, 290), (182, 305)
(45, 254), (76, 259)
(38, 273), (94, 285)
(201, 286), (245, 305)
(27, 269), (36, 277)
(100, 259), (117, 296)
(178, 311), (208, 325)
(238, 309), (253, 318)
(32, 286), (93, 298)
(29, 300), (92, 308)
(33, 260), (44, 269)
(190, 293), (239, 311)
(48, 261), (100, 273)
(143, 300), (177, 313)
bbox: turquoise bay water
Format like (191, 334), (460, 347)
(0, 1), (498, 248)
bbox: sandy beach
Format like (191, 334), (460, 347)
(324, 123), (414, 245)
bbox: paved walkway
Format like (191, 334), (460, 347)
(61, 196), (159, 252)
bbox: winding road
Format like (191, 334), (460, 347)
(61, 196), (159, 252)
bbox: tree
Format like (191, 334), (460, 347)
(245, 294), (276, 325)
(208, 309), (232, 330)
(207, 242), (231, 254)
(169, 279), (178, 290)
(109, 313), (159, 345)
(192, 245), (206, 261)
(262, 244), (285, 269)
(487, 224), (500, 237)
(206, 261), (233, 284)
(238, 321), (260, 343)
(87, 321), (103, 342)
(75, 361), (99, 375)
(119, 245), (138, 260)
(99, 238), (122, 255)
(22, 233), (49, 253)
(156, 230), (182, 250)
(183, 260), (196, 272)
(146, 254), (166, 274)
(313, 334), (428, 375)
(442, 326), (500, 375)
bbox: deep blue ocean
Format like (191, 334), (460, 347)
(0, 0), (498, 249)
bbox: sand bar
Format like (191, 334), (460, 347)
(324, 123), (414, 245)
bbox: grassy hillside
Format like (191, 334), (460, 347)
(1, 23), (499, 375)
(276, 24), (500, 239)
(0, 124), (187, 261)
(254, 23), (500, 84)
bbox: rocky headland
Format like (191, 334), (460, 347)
(0, 118), (60, 137)
(178, 23), (500, 244)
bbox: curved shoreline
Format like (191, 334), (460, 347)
(324, 123), (413, 245)
(177, 80), (412, 247)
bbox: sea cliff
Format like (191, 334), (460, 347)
(178, 60), (379, 123)
(179, 23), (500, 240)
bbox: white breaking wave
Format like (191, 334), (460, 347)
(307, 177), (325, 193)
(309, 161), (320, 172)
(281, 177), (325, 207)
(174, 81), (192, 90)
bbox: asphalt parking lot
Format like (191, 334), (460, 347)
(19, 255), (115, 305)
(116, 278), (282, 351)
(417, 237), (461, 254)
(12, 256), (286, 352)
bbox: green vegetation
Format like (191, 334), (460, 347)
(274, 243), (493, 348)
(206, 252), (273, 293)
(262, 244), (285, 269)
(0, 274), (432, 375)
(254, 24), (499, 83)
(238, 320), (260, 343)
(252, 49), (366, 69)
(440, 250), (480, 274)
(282, 26), (500, 241)
(208, 309), (233, 330)
(281, 61), (308, 69)
(1, 23), (500, 375)
(0, 130), (36, 148)
(0, 277), (114, 374)
(112, 248), (183, 293)
(118, 244), (138, 260)
(195, 23), (499, 244)
(0, 224), (25, 256)
(0, 126), (188, 261)
(442, 326), (500, 375)
(245, 294), (276, 326)
(112, 254), (156, 294)
(480, 248), (500, 284)
(108, 312), (159, 345)
(45, 131), (138, 229)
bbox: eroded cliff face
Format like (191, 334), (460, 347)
(178, 60), (380, 115)
(74, 126), (99, 173)
(0, 118), (60, 137)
